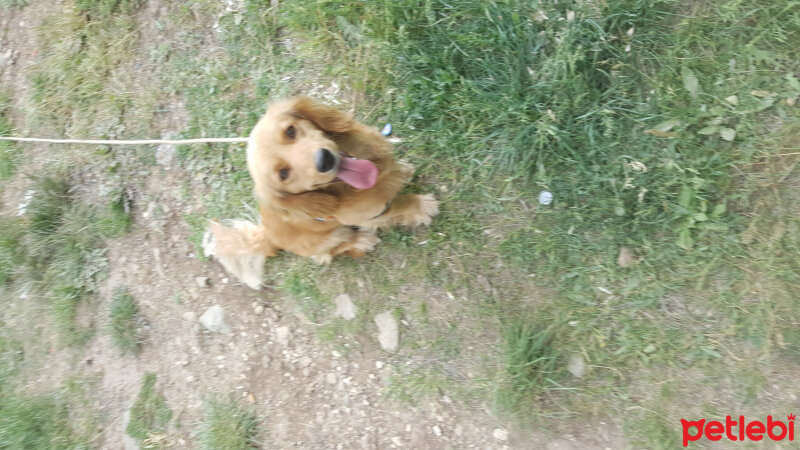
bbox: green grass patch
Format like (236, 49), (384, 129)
(16, 174), (131, 345)
(0, 336), (23, 385)
(0, 392), (88, 448)
(0, 0), (27, 9)
(0, 217), (25, 286)
(28, 0), (143, 136)
(495, 319), (564, 418)
(279, 263), (331, 323)
(0, 95), (20, 179)
(75, 0), (142, 18)
(196, 397), (260, 450)
(109, 287), (142, 354)
(0, 329), (89, 447)
(126, 373), (173, 444)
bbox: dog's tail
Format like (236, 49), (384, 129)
(202, 220), (273, 290)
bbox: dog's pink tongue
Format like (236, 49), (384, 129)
(338, 157), (378, 189)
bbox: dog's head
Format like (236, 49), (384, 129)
(247, 97), (380, 217)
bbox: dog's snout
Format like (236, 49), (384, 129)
(315, 148), (337, 173)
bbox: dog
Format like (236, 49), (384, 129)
(202, 97), (439, 289)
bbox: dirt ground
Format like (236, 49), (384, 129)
(0, 1), (627, 448)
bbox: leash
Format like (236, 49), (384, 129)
(0, 121), (395, 146)
(0, 136), (249, 145)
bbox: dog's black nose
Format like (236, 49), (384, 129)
(316, 148), (337, 173)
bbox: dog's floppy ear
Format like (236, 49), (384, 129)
(273, 191), (340, 219)
(288, 96), (355, 134)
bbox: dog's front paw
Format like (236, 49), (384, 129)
(203, 220), (265, 290)
(353, 231), (381, 253)
(396, 160), (415, 182)
(412, 194), (440, 227)
(202, 226), (217, 258)
(311, 253), (333, 265)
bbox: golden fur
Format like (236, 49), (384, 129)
(203, 97), (439, 289)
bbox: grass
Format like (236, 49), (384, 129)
(22, 174), (131, 345)
(126, 373), (173, 444)
(0, 392), (88, 448)
(0, 217), (25, 286)
(495, 319), (564, 418)
(0, 0), (26, 9)
(109, 287), (142, 354)
(0, 95), (20, 179)
(0, 331), (90, 448)
(196, 397), (260, 450)
(29, 0), (141, 137)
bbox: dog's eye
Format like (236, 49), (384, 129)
(285, 125), (296, 139)
(278, 168), (290, 181)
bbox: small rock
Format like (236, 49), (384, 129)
(432, 425), (442, 437)
(199, 305), (231, 335)
(254, 304), (265, 315)
(326, 373), (337, 385)
(275, 326), (291, 346)
(476, 274), (491, 293)
(493, 428), (509, 441)
(142, 201), (157, 220)
(454, 424), (463, 436)
(182, 311), (196, 322)
(155, 143), (176, 169)
(374, 312), (399, 352)
(195, 276), (210, 288)
(617, 246), (636, 267)
(538, 190), (554, 205)
(261, 356), (271, 368)
(0, 49), (13, 73)
(334, 294), (357, 320)
(567, 353), (586, 378)
(390, 437), (403, 447)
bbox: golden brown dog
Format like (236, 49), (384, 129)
(203, 97), (439, 289)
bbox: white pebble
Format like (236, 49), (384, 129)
(538, 190), (553, 205)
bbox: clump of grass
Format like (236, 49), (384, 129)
(126, 373), (173, 443)
(22, 174), (130, 345)
(0, 393), (87, 448)
(0, 95), (20, 179)
(0, 331), (87, 447)
(29, 1), (141, 136)
(75, 0), (142, 18)
(280, 265), (330, 322)
(26, 175), (71, 236)
(0, 217), (25, 286)
(0, 0), (27, 9)
(0, 336), (23, 385)
(196, 397), (260, 450)
(495, 320), (563, 417)
(109, 287), (142, 354)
